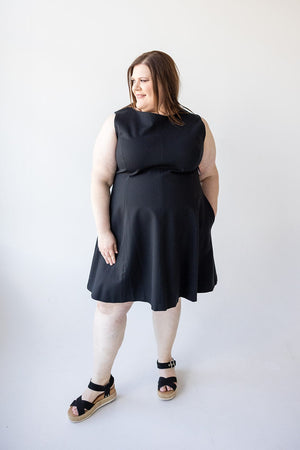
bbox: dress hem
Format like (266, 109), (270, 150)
(87, 284), (217, 311)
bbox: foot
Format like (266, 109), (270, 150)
(71, 378), (109, 416)
(158, 366), (177, 392)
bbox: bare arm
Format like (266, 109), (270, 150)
(198, 118), (219, 216)
(90, 112), (118, 265)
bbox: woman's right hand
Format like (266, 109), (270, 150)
(97, 230), (118, 265)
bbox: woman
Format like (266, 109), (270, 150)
(68, 50), (219, 422)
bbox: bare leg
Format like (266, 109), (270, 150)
(152, 297), (181, 392)
(72, 300), (133, 416)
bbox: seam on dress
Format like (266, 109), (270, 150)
(121, 175), (129, 300)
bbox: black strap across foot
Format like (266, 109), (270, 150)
(70, 396), (96, 415)
(157, 359), (177, 391)
(70, 374), (114, 416)
(158, 376), (177, 391)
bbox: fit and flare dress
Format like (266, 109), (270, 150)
(87, 105), (217, 311)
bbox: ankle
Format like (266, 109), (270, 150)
(157, 355), (173, 364)
(90, 374), (111, 386)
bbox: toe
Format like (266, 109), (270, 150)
(72, 406), (78, 416)
(160, 386), (167, 392)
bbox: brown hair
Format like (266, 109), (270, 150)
(126, 50), (194, 126)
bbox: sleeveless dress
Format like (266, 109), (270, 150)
(87, 105), (218, 311)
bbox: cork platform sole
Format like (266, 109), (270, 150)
(68, 375), (116, 423)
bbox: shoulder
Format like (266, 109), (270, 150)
(102, 105), (130, 128)
(179, 110), (205, 127)
(199, 117), (216, 155)
(200, 116), (208, 127)
(104, 113), (116, 133)
(185, 113), (207, 137)
(114, 105), (131, 116)
(198, 116), (215, 143)
(99, 112), (116, 128)
(198, 116), (214, 133)
(94, 112), (117, 141)
(112, 106), (132, 131)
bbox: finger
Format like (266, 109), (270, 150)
(103, 250), (115, 265)
(102, 251), (110, 264)
(108, 250), (116, 264)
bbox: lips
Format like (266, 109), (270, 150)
(136, 95), (145, 98)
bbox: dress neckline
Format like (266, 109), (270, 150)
(128, 106), (169, 117)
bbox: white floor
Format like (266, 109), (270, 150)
(1, 285), (299, 450)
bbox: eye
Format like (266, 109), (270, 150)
(131, 79), (148, 83)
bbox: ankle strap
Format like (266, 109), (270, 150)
(88, 374), (114, 396)
(157, 358), (176, 369)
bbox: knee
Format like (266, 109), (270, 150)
(96, 301), (133, 318)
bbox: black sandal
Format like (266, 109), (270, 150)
(68, 374), (117, 422)
(157, 358), (177, 400)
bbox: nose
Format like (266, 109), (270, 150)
(133, 80), (141, 91)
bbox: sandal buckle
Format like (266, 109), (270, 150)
(169, 359), (176, 368)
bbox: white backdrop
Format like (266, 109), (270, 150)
(1, 0), (299, 449)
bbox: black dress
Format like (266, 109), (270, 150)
(87, 105), (217, 311)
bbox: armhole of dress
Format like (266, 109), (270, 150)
(113, 112), (118, 138)
(199, 116), (206, 141)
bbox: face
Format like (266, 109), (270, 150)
(131, 64), (165, 113)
